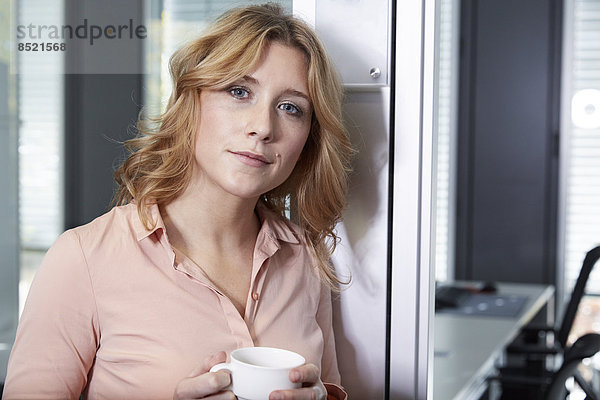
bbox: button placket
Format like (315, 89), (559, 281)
(172, 248), (254, 347)
(248, 258), (271, 323)
(217, 293), (254, 348)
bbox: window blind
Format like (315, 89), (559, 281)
(17, 0), (64, 250)
(562, 0), (600, 295)
(435, 0), (459, 282)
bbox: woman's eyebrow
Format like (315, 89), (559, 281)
(283, 89), (311, 104)
(239, 75), (311, 104)
(238, 75), (259, 85)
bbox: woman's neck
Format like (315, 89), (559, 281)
(159, 178), (261, 318)
(159, 179), (261, 258)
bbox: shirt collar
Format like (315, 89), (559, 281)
(131, 201), (300, 245)
(133, 203), (166, 241)
(255, 202), (301, 245)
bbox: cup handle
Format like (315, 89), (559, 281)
(209, 362), (231, 373)
(209, 362), (234, 391)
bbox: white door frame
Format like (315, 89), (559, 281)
(389, 0), (437, 398)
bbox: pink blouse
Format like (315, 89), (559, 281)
(3, 203), (345, 399)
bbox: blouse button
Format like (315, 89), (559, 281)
(252, 292), (259, 301)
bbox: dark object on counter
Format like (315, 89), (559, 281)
(480, 282), (497, 294)
(435, 286), (472, 310)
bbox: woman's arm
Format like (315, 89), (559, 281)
(316, 283), (341, 385)
(3, 230), (99, 400)
(315, 283), (347, 400)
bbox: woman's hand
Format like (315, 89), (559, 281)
(268, 363), (327, 400)
(173, 352), (235, 400)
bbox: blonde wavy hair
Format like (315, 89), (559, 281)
(113, 3), (354, 288)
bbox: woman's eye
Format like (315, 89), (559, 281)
(229, 87), (249, 99)
(279, 102), (302, 116)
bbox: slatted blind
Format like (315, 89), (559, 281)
(562, 0), (600, 295)
(17, 0), (64, 250)
(434, 0), (459, 282)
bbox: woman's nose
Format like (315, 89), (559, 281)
(246, 102), (274, 142)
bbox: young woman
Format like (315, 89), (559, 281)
(3, 4), (353, 400)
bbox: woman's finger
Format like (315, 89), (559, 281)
(269, 386), (326, 400)
(289, 363), (320, 384)
(203, 391), (237, 400)
(174, 352), (231, 399)
(187, 351), (227, 378)
(176, 370), (232, 399)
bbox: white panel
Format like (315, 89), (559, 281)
(292, 0), (314, 27)
(332, 88), (390, 399)
(313, 0), (389, 87)
(390, 0), (436, 398)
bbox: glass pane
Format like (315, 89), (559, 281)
(17, 0), (65, 317)
(1, 0), (65, 381)
(0, 0), (19, 383)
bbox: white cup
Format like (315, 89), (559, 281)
(209, 347), (306, 400)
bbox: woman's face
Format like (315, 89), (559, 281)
(192, 42), (312, 201)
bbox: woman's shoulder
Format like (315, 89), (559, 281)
(60, 203), (144, 251)
(33, 204), (142, 282)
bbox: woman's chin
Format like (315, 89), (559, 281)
(221, 186), (269, 201)
(220, 179), (281, 201)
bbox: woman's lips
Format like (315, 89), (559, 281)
(230, 151), (272, 167)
